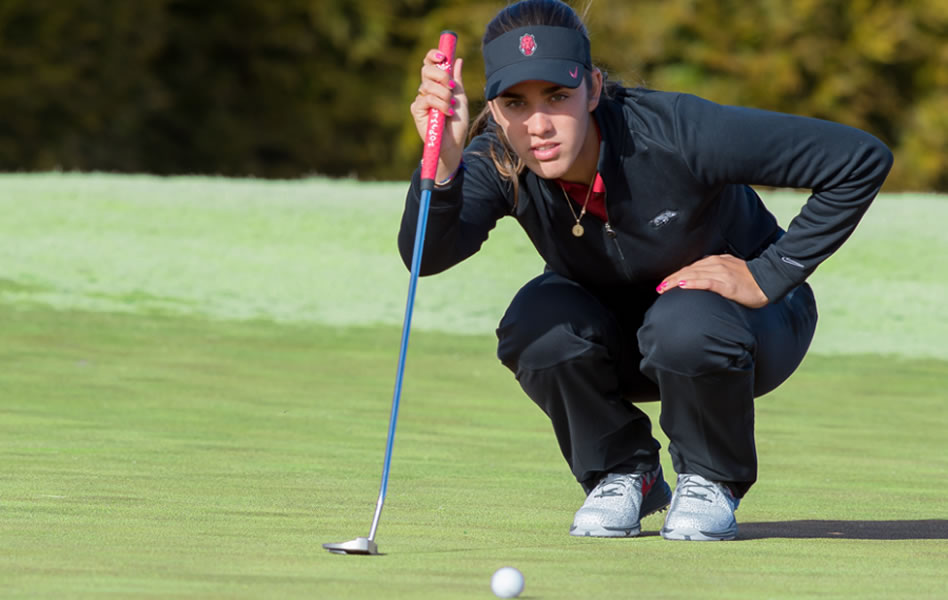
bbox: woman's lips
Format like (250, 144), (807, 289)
(531, 142), (560, 161)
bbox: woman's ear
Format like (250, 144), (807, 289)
(587, 68), (603, 112)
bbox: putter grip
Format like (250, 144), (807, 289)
(419, 31), (458, 187)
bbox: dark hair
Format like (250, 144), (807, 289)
(470, 0), (621, 204)
(484, 0), (590, 44)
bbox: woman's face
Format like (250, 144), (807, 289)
(488, 72), (602, 182)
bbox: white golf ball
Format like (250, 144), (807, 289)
(491, 566), (524, 598)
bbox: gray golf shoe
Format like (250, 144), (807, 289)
(570, 466), (671, 537)
(661, 473), (740, 541)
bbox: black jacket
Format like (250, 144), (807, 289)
(399, 87), (893, 302)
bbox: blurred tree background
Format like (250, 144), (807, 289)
(0, 0), (945, 189)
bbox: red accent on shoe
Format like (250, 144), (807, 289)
(641, 471), (656, 496)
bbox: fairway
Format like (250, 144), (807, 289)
(1, 175), (946, 599)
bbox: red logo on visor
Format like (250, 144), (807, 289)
(519, 33), (537, 57)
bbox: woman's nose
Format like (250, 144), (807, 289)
(525, 110), (553, 136)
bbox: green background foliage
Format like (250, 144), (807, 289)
(0, 0), (945, 189)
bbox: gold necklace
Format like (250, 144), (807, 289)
(560, 172), (597, 237)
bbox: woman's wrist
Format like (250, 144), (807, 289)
(427, 150), (462, 186)
(435, 159), (464, 187)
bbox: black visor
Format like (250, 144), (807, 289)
(483, 25), (592, 100)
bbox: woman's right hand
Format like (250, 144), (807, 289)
(410, 50), (468, 182)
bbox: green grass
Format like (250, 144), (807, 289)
(1, 174), (946, 598)
(1, 173), (946, 357)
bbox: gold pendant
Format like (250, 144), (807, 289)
(572, 223), (585, 237)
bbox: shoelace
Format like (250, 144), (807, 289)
(593, 473), (640, 499)
(676, 475), (720, 503)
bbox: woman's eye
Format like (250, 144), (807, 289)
(505, 100), (525, 109)
(551, 94), (568, 102)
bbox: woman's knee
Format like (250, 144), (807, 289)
(496, 273), (617, 372)
(638, 289), (755, 376)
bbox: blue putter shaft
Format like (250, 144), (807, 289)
(322, 29), (456, 555)
(366, 184), (432, 543)
(323, 30), (456, 557)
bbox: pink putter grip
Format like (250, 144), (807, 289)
(420, 31), (458, 184)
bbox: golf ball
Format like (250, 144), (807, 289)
(491, 566), (524, 598)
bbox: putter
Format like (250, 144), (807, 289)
(324, 30), (458, 557)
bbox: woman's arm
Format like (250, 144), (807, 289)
(401, 47), (511, 276)
(671, 93), (893, 303)
(398, 139), (511, 275)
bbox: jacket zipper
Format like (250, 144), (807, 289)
(604, 222), (623, 258)
(604, 221), (634, 279)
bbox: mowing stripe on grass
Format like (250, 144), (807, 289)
(0, 173), (945, 358)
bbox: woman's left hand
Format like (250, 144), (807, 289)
(657, 254), (769, 308)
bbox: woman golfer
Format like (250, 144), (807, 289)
(404, 0), (891, 541)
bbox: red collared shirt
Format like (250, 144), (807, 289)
(557, 173), (607, 222)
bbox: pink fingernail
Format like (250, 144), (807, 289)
(656, 282), (666, 293)
(448, 108), (455, 116)
(450, 97), (457, 106)
(434, 52), (445, 61)
(679, 280), (687, 288)
(449, 80), (456, 90)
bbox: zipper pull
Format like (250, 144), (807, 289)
(604, 220), (632, 279)
(604, 222), (627, 262)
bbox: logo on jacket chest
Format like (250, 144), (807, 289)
(648, 209), (679, 229)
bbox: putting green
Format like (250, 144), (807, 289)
(1, 174), (945, 599)
(3, 309), (945, 599)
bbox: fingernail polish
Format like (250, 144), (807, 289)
(434, 52), (445, 61)
(449, 80), (456, 89)
(451, 97), (457, 106)
(678, 280), (687, 288)
(656, 283), (665, 293)
(448, 108), (455, 116)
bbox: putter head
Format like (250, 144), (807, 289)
(323, 537), (379, 556)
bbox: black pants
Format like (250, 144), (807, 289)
(496, 272), (818, 497)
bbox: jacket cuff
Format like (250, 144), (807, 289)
(410, 165), (465, 209)
(746, 245), (810, 303)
